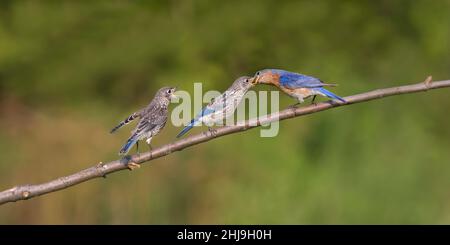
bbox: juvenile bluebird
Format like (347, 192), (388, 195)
(252, 69), (346, 106)
(111, 87), (177, 164)
(177, 76), (255, 138)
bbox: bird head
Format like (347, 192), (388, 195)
(232, 76), (256, 91)
(251, 69), (278, 85)
(157, 86), (178, 101)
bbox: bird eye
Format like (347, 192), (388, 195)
(256, 71), (261, 76)
(167, 90), (172, 94)
(245, 79), (249, 83)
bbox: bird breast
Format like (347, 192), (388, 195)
(281, 87), (314, 99)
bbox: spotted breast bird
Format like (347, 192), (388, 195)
(177, 76), (255, 138)
(111, 87), (177, 163)
(252, 69), (346, 106)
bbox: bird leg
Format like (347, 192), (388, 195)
(146, 138), (153, 151)
(311, 95), (317, 105)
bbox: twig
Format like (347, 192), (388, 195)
(0, 77), (449, 205)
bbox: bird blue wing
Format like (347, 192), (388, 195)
(197, 105), (215, 119)
(176, 103), (216, 138)
(279, 73), (325, 88)
(197, 92), (229, 118)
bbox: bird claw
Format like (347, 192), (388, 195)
(127, 162), (141, 171)
(288, 104), (300, 110)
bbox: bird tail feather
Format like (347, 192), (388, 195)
(316, 87), (346, 103)
(319, 80), (338, 87)
(119, 134), (138, 155)
(177, 119), (195, 138)
(110, 113), (139, 133)
(321, 83), (338, 87)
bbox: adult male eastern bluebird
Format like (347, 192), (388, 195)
(177, 76), (255, 138)
(111, 87), (177, 158)
(252, 69), (346, 105)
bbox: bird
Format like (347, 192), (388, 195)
(177, 76), (255, 138)
(251, 69), (346, 106)
(111, 86), (177, 169)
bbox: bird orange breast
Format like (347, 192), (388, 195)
(280, 87), (313, 98)
(294, 88), (313, 97)
(259, 71), (281, 86)
(269, 72), (281, 86)
(278, 86), (297, 97)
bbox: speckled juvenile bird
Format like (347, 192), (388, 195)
(177, 76), (255, 138)
(111, 87), (177, 157)
(252, 69), (346, 105)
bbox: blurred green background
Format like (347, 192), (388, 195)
(1, 0), (450, 224)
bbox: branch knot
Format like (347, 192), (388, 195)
(424, 76), (433, 90)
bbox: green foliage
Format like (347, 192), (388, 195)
(0, 0), (449, 224)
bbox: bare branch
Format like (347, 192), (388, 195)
(0, 78), (449, 205)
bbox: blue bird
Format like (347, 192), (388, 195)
(252, 69), (346, 106)
(177, 76), (255, 138)
(111, 87), (177, 169)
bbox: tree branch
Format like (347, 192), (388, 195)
(0, 77), (449, 205)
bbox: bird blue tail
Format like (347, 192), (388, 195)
(119, 134), (138, 155)
(316, 87), (346, 103)
(177, 120), (195, 138)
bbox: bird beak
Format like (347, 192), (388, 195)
(171, 87), (179, 99)
(251, 76), (260, 85)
